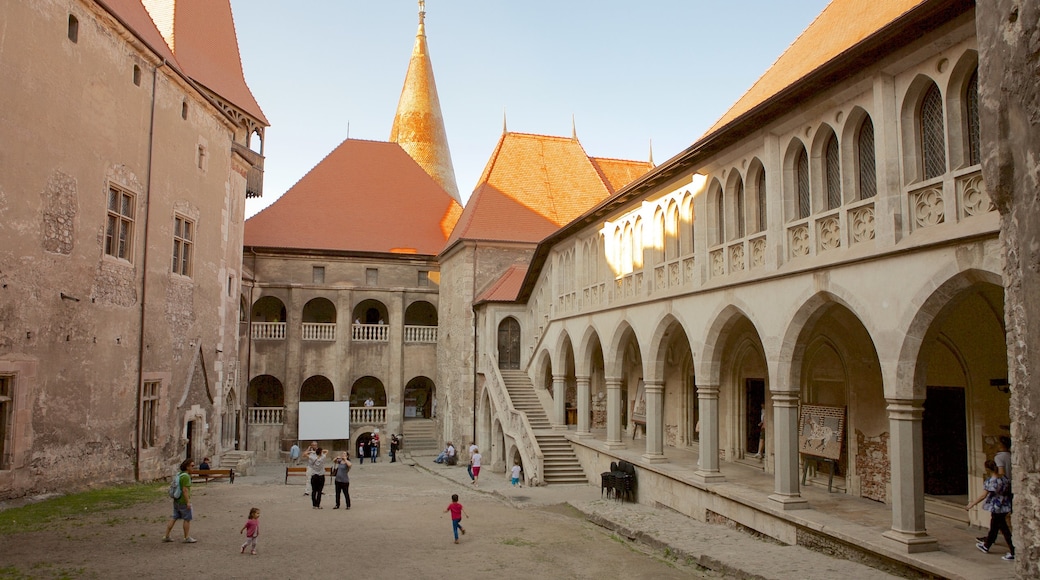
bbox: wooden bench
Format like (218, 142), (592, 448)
(189, 468), (235, 484)
(285, 466), (332, 484)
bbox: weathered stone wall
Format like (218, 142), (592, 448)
(977, 1), (1040, 575)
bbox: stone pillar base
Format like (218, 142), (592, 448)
(604, 441), (626, 450)
(641, 453), (667, 464)
(768, 493), (809, 510)
(573, 431), (594, 439)
(882, 530), (938, 553)
(691, 470), (725, 484)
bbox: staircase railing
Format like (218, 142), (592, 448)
(484, 352), (545, 485)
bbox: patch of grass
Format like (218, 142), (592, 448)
(500, 536), (537, 547)
(0, 565), (32, 579)
(0, 483), (165, 536)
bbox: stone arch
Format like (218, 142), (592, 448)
(497, 316), (522, 370)
(725, 169), (746, 240)
(352, 298), (388, 324)
(665, 200), (681, 259)
(247, 374), (284, 407)
(646, 314), (695, 448)
(811, 123), (842, 211)
(707, 177), (725, 246)
(251, 295), (286, 322)
(302, 297), (335, 323)
(747, 158), (768, 234)
(404, 300), (438, 325)
(300, 375), (334, 402)
(783, 137), (811, 221)
(404, 376), (435, 418)
(946, 49), (980, 170)
(349, 376), (386, 407)
(534, 346), (553, 391)
(680, 190), (696, 254)
(840, 106), (877, 201)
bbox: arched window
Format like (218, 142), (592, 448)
(756, 169), (767, 232)
(715, 189), (726, 244)
(825, 134), (841, 210)
(920, 83), (946, 180)
(68, 15), (79, 43)
(655, 210), (666, 264)
(666, 204), (680, 260)
(857, 116), (877, 199)
(796, 147), (810, 219)
(966, 70), (980, 166)
(735, 178), (746, 238)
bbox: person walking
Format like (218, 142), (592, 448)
(239, 507), (260, 555)
(467, 442), (478, 481)
(390, 434), (399, 463)
(333, 452), (352, 510)
(370, 436), (378, 463)
(444, 493), (468, 544)
(511, 461), (522, 487)
(967, 459), (1014, 561)
(289, 442), (300, 465)
(357, 439), (366, 465)
(470, 447), (482, 487)
(162, 458), (196, 543)
(307, 447), (327, 509)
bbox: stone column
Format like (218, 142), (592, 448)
(552, 374), (567, 430)
(576, 375), (592, 438)
(882, 398), (937, 553)
(642, 380), (666, 462)
(605, 378), (624, 449)
(767, 392), (808, 509)
(692, 383), (724, 483)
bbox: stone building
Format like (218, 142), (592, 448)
(0, 0), (266, 498)
(454, 0), (1031, 573)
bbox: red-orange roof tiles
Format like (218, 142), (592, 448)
(590, 157), (655, 195)
(476, 265), (529, 304)
(448, 133), (651, 245)
(244, 139), (462, 255)
(705, 0), (926, 137)
(142, 0), (267, 124)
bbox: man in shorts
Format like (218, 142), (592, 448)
(162, 458), (197, 543)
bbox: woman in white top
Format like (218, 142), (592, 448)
(470, 448), (482, 487)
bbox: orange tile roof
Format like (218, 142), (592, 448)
(244, 139), (462, 255)
(475, 265), (529, 303)
(98, 0), (180, 66)
(141, 0), (268, 125)
(448, 133), (651, 245)
(705, 0), (926, 137)
(590, 157), (655, 195)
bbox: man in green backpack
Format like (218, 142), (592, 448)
(162, 459), (196, 543)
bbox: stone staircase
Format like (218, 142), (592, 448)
(401, 418), (439, 455)
(500, 369), (587, 484)
(218, 449), (256, 476)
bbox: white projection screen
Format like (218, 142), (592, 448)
(297, 402), (351, 440)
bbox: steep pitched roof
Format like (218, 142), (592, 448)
(244, 139), (463, 255)
(447, 133), (650, 246)
(475, 265), (529, 304)
(704, 0), (927, 137)
(141, 0), (267, 125)
(390, 4), (460, 203)
(590, 157), (655, 195)
(97, 0), (180, 66)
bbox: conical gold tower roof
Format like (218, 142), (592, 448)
(390, 1), (461, 204)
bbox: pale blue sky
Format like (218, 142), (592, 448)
(233, 1), (831, 217)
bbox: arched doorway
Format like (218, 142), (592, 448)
(404, 376), (435, 419)
(498, 317), (521, 369)
(300, 375), (335, 402)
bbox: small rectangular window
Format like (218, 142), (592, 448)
(141, 380), (160, 449)
(172, 215), (194, 276)
(366, 268), (378, 286)
(133, 65), (141, 86)
(181, 101), (188, 120)
(105, 186), (136, 261)
(197, 145), (207, 170)
(313, 266), (325, 285)
(0, 376), (11, 468)
(68, 15), (79, 43)
(418, 271), (429, 287)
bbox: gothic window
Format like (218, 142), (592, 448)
(735, 178), (746, 238)
(966, 70), (980, 166)
(666, 204), (680, 260)
(857, 117), (877, 199)
(141, 380), (159, 449)
(825, 134), (841, 210)
(655, 211), (666, 264)
(756, 169), (767, 233)
(796, 147), (810, 219)
(920, 83), (947, 180)
(715, 189), (726, 245)
(105, 186), (135, 261)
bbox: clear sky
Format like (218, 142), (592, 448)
(233, 1), (831, 218)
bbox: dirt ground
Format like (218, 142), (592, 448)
(0, 460), (710, 579)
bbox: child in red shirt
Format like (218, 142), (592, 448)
(444, 494), (468, 544)
(239, 507), (260, 555)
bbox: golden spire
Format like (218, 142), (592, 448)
(390, 0), (461, 203)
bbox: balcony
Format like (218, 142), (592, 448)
(302, 322), (336, 342)
(251, 322), (286, 340)
(248, 407), (284, 425)
(351, 406), (386, 425)
(233, 142), (265, 198)
(404, 325), (437, 343)
(352, 323), (389, 342)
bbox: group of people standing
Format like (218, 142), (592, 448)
(966, 436), (1015, 562)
